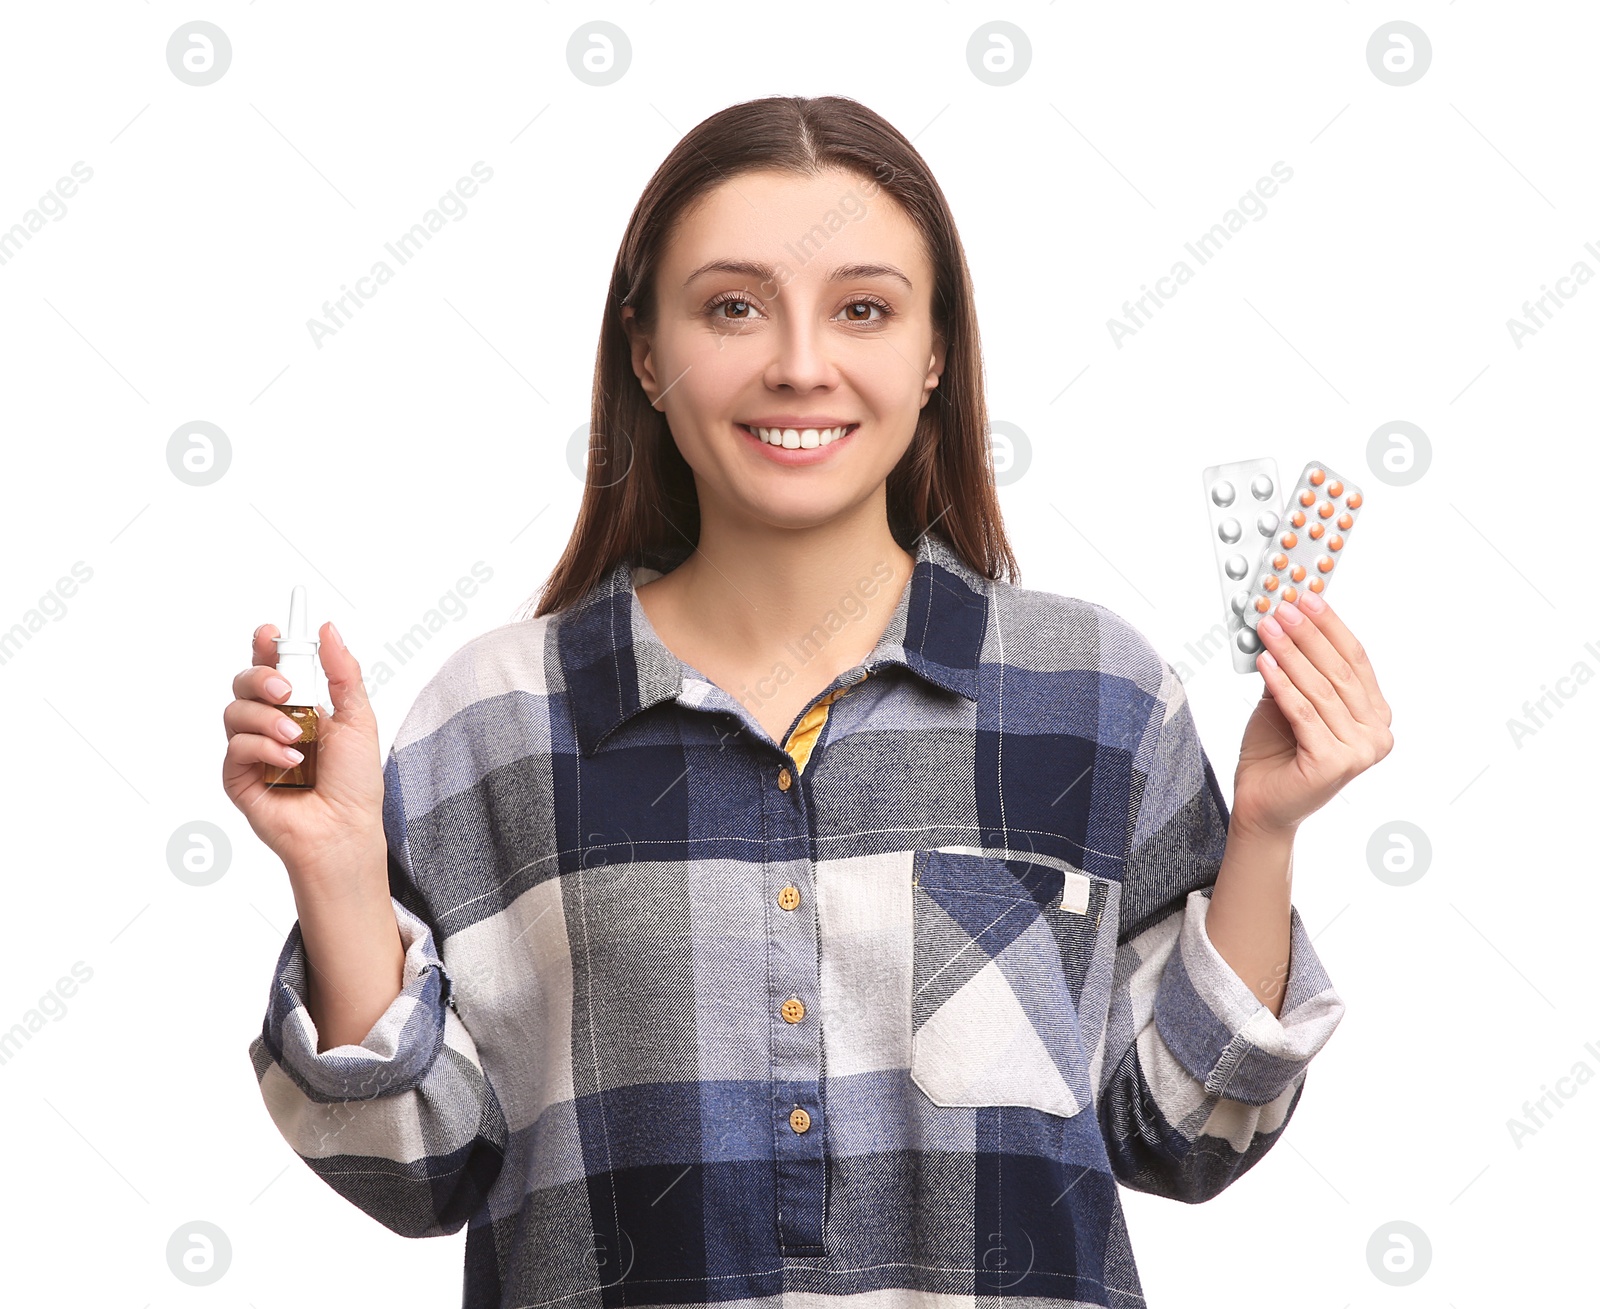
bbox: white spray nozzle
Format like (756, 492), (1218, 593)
(273, 584), (321, 706)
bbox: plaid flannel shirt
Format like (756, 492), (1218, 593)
(248, 527), (1345, 1308)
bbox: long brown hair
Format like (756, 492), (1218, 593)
(524, 94), (1018, 620)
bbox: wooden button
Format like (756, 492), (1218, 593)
(781, 998), (805, 1024)
(777, 885), (800, 911)
(789, 1107), (811, 1133)
(777, 767), (792, 791)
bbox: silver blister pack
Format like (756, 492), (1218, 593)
(1199, 458), (1283, 674)
(1240, 460), (1365, 631)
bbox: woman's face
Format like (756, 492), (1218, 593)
(623, 167), (946, 535)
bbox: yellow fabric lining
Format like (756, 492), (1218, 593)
(784, 671), (870, 774)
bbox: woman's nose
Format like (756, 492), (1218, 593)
(762, 316), (838, 391)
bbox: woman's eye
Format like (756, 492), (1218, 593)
(707, 294), (763, 322)
(704, 295), (891, 326)
(837, 300), (889, 324)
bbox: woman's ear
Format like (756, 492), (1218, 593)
(920, 333), (948, 408)
(621, 305), (662, 409)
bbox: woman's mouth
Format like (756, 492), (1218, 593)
(738, 422), (859, 450)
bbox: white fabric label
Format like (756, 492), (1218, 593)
(1060, 870), (1090, 915)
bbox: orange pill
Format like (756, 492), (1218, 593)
(1263, 574), (1279, 591)
(1299, 489), (1316, 507)
(1290, 564), (1306, 581)
(1309, 522), (1325, 539)
(1255, 596), (1271, 612)
(1282, 586), (1298, 603)
(1280, 532), (1298, 550)
(1309, 469), (1325, 485)
(1328, 480), (1343, 498)
(1290, 509), (1306, 527)
(1318, 500), (1335, 518)
(1317, 555), (1335, 572)
(1329, 534), (1344, 551)
(1346, 492), (1362, 509)
(1272, 552), (1288, 569)
(1338, 512), (1353, 530)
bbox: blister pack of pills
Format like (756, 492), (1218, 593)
(1200, 458), (1284, 674)
(1240, 460), (1364, 631)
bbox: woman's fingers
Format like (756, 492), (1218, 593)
(1257, 596), (1393, 774)
(224, 718), (307, 769)
(1254, 641), (1341, 759)
(226, 623), (297, 742)
(228, 661), (294, 726)
(223, 694), (309, 744)
(253, 623), (279, 665)
(229, 623), (299, 711)
(1292, 594), (1391, 725)
(227, 620), (378, 780)
(317, 621), (372, 724)
(1257, 601), (1366, 746)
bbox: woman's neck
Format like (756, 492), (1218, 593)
(637, 509), (916, 691)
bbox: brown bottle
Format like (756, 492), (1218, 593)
(265, 704), (319, 789)
(263, 584), (321, 790)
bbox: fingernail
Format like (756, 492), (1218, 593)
(1275, 601), (1304, 626)
(327, 622), (344, 649)
(266, 676), (292, 700)
(283, 747), (304, 764)
(1298, 590), (1326, 613)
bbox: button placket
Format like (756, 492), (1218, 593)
(766, 711), (824, 1254)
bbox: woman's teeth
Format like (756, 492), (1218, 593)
(745, 424), (854, 449)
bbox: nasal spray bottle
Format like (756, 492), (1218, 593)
(264, 584), (320, 789)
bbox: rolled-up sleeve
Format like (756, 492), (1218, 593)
(1154, 886), (1344, 1106)
(260, 895), (449, 1103)
(246, 747), (508, 1239)
(1096, 652), (1345, 1203)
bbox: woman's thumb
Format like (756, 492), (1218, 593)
(319, 621), (373, 722)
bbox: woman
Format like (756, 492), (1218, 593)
(225, 95), (1392, 1308)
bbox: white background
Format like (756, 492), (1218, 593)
(1, 2), (1591, 1304)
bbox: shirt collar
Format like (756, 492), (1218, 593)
(558, 529), (991, 757)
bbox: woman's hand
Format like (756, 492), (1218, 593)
(1233, 590), (1394, 838)
(221, 620), (387, 898)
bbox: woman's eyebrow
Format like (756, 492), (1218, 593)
(682, 258), (913, 290)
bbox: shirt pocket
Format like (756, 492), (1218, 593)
(909, 847), (1109, 1119)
